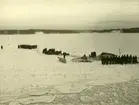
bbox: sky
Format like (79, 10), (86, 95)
(0, 0), (139, 29)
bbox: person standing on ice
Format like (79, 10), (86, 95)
(63, 53), (66, 59)
(1, 45), (3, 49)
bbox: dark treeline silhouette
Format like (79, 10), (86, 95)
(0, 29), (81, 34)
(89, 28), (139, 33)
(42, 30), (80, 34)
(42, 48), (70, 56)
(0, 27), (139, 34)
(18, 44), (37, 49)
(101, 54), (138, 65)
(122, 28), (139, 33)
(0, 29), (35, 34)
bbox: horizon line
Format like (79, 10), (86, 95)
(0, 27), (139, 30)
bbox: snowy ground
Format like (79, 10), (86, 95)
(0, 33), (139, 105)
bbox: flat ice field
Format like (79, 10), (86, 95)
(0, 33), (139, 105)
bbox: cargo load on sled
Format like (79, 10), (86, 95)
(71, 54), (94, 63)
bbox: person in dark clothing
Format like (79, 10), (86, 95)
(105, 56), (109, 65)
(104, 57), (107, 65)
(116, 56), (120, 64)
(111, 56), (114, 64)
(63, 53), (66, 59)
(1, 45), (3, 49)
(101, 56), (107, 65)
(101, 57), (104, 65)
(129, 55), (132, 64)
(82, 54), (87, 59)
(133, 56), (138, 64)
(114, 56), (117, 64)
(125, 55), (129, 64)
(135, 56), (138, 63)
(90, 52), (96, 57)
(113, 56), (116, 64)
(120, 55), (124, 65)
(115, 56), (117, 64)
(109, 56), (111, 64)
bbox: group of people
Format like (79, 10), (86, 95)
(18, 44), (37, 49)
(42, 48), (70, 58)
(42, 48), (62, 55)
(101, 55), (138, 65)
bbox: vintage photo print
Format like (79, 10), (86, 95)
(0, 0), (139, 105)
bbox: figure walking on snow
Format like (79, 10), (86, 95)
(1, 45), (3, 49)
(63, 53), (66, 59)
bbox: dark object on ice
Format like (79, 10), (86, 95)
(133, 56), (138, 64)
(99, 52), (117, 63)
(46, 48), (55, 55)
(58, 57), (66, 63)
(72, 54), (93, 63)
(42, 48), (62, 55)
(101, 54), (138, 65)
(89, 51), (96, 58)
(72, 57), (92, 62)
(63, 52), (70, 56)
(18, 44), (37, 49)
(81, 54), (87, 60)
(99, 52), (117, 58)
(55, 51), (62, 55)
(63, 52), (67, 59)
(1, 45), (3, 49)
(43, 48), (47, 54)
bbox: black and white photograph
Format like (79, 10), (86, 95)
(0, 0), (139, 105)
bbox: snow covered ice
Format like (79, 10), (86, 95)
(0, 33), (139, 105)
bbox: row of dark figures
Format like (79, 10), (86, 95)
(101, 55), (138, 65)
(42, 48), (70, 56)
(18, 44), (37, 49)
(1, 45), (37, 50)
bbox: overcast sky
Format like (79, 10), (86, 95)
(0, 0), (139, 29)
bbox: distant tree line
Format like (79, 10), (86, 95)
(0, 29), (80, 34)
(0, 30), (35, 34)
(122, 28), (139, 33)
(0, 28), (139, 34)
(101, 55), (138, 65)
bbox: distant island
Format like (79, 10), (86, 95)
(0, 27), (139, 34)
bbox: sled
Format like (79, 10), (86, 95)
(71, 57), (93, 63)
(58, 57), (67, 63)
